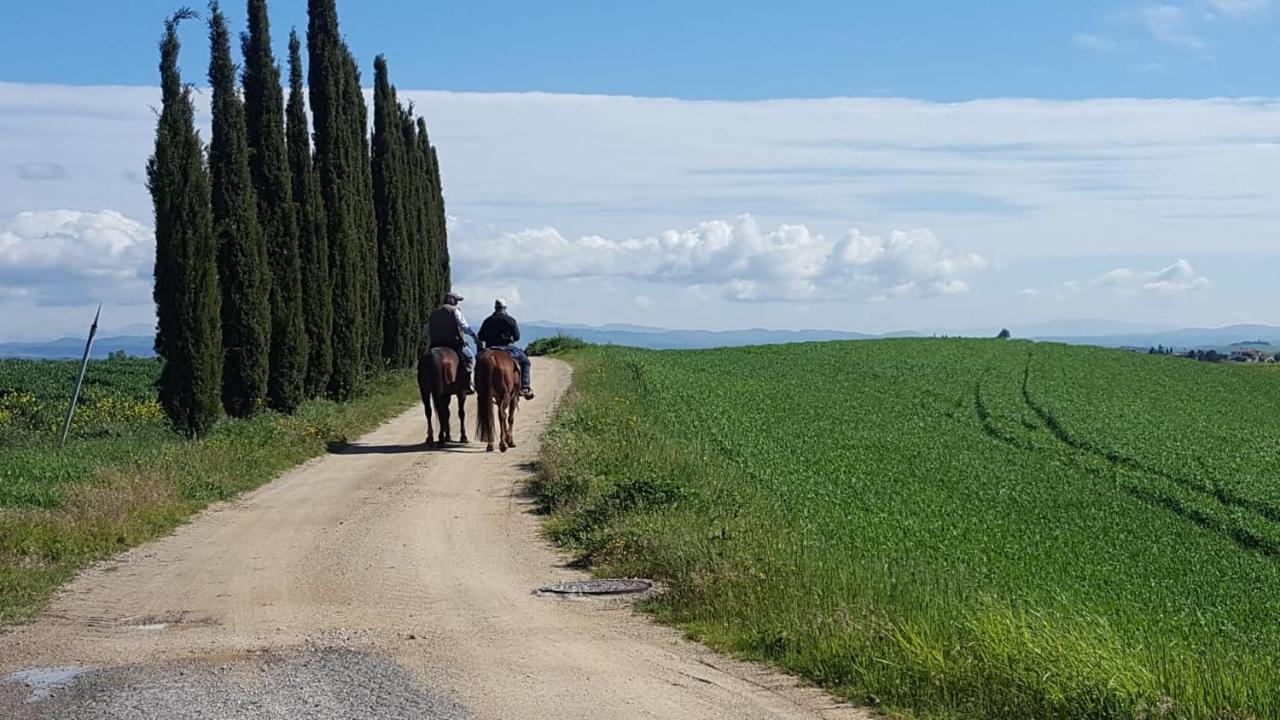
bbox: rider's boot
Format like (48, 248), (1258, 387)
(520, 385), (535, 400)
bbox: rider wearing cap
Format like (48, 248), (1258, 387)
(426, 291), (478, 394)
(478, 298), (535, 400)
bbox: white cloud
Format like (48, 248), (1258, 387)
(453, 282), (522, 310)
(0, 209), (153, 306)
(1142, 4), (1205, 50)
(1, 82), (1279, 337)
(449, 214), (987, 303)
(1206, 0), (1270, 16)
(1097, 258), (1209, 293)
(1074, 33), (1119, 52)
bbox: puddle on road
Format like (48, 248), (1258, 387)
(5, 666), (93, 703)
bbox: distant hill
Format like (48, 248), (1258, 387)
(0, 335), (155, 360)
(522, 323), (890, 349)
(5, 321), (1279, 357)
(1029, 324), (1280, 352)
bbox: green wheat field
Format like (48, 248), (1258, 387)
(537, 339), (1280, 719)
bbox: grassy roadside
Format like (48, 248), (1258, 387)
(534, 343), (1280, 720)
(1, 360), (420, 625)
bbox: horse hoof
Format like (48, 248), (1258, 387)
(507, 441), (517, 449)
(459, 436), (469, 444)
(486, 444), (494, 452)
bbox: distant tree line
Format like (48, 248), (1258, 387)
(149, 0), (450, 437)
(1149, 347), (1278, 364)
(1184, 349), (1225, 363)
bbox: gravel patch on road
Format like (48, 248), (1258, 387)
(8, 648), (469, 720)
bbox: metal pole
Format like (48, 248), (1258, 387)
(60, 304), (101, 448)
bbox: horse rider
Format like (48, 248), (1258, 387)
(426, 291), (478, 394)
(478, 298), (535, 400)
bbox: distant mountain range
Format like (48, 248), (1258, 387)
(4, 321), (1278, 359)
(523, 321), (1280, 352)
(0, 335), (155, 360)
(521, 322), (893, 349)
(1024, 324), (1280, 351)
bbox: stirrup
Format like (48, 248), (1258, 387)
(521, 387), (535, 399)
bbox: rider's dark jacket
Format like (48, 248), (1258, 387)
(427, 305), (465, 348)
(478, 311), (520, 348)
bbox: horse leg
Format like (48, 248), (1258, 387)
(505, 397), (517, 449)
(498, 393), (510, 452)
(427, 394), (437, 445)
(436, 393), (450, 447)
(457, 392), (468, 444)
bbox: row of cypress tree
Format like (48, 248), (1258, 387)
(149, 0), (450, 438)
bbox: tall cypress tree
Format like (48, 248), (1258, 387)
(209, 0), (271, 417)
(287, 29), (332, 398)
(346, 54), (382, 371)
(243, 0), (307, 412)
(418, 118), (451, 302)
(149, 10), (222, 438)
(372, 57), (414, 367)
(409, 118), (434, 326)
(430, 145), (451, 295)
(397, 104), (424, 355)
(307, 0), (363, 399)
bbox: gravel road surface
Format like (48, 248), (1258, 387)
(0, 358), (865, 719)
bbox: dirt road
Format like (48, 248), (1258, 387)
(1, 358), (864, 719)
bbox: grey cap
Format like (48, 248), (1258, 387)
(444, 291), (464, 304)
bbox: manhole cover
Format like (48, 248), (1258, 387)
(538, 578), (653, 596)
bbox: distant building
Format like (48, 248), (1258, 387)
(1229, 348), (1266, 363)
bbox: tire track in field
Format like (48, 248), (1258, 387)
(971, 355), (1280, 557)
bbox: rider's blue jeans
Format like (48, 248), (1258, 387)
(459, 344), (475, 380)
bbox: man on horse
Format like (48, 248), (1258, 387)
(478, 298), (535, 400)
(427, 291), (478, 394)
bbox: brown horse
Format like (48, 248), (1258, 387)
(475, 349), (521, 452)
(417, 347), (468, 447)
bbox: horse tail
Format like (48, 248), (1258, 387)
(476, 352), (496, 444)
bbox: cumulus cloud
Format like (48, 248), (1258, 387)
(1096, 258), (1209, 293)
(453, 282), (522, 310)
(450, 214), (987, 303)
(0, 209), (154, 306)
(2, 82), (1279, 337)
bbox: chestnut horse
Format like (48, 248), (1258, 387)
(475, 349), (521, 452)
(417, 347), (468, 447)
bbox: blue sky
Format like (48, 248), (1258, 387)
(1, 1), (1278, 340)
(3, 0), (1279, 100)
